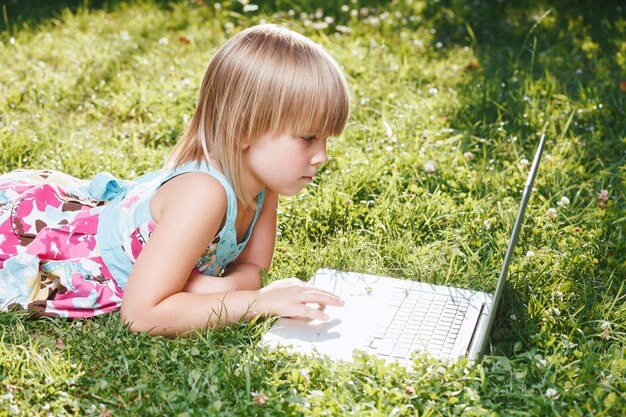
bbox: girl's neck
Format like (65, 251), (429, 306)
(176, 157), (265, 206)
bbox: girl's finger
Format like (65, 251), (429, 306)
(299, 305), (329, 321)
(301, 290), (344, 307)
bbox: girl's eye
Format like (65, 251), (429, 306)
(301, 135), (317, 142)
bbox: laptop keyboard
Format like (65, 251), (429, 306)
(363, 287), (469, 359)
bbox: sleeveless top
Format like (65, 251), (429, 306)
(75, 161), (266, 289)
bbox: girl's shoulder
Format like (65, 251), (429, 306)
(150, 171), (228, 225)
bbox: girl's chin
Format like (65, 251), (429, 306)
(282, 185), (307, 196)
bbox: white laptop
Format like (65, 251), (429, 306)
(263, 134), (547, 364)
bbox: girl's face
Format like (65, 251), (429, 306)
(242, 130), (328, 196)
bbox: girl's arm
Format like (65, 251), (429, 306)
(223, 189), (279, 288)
(182, 189), (279, 294)
(120, 175), (341, 336)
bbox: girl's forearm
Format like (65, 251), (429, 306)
(222, 263), (264, 290)
(183, 264), (263, 294)
(122, 277), (346, 337)
(122, 290), (262, 336)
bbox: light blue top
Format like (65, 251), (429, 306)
(73, 161), (265, 289)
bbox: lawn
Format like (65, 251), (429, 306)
(0, 0), (624, 415)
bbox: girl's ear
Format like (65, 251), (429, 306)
(241, 138), (251, 150)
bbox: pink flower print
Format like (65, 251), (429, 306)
(129, 227), (147, 260)
(34, 184), (65, 212)
(25, 222), (92, 260)
(121, 194), (140, 209)
(67, 211), (99, 236)
(13, 197), (36, 225)
(43, 259), (123, 317)
(0, 220), (21, 262)
(25, 232), (64, 259)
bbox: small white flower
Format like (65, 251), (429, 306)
(311, 21), (329, 30)
(119, 31), (131, 41)
(243, 4), (258, 12)
(599, 321), (611, 340)
(554, 291), (563, 301)
(383, 119), (393, 138)
(336, 25), (352, 33)
(9, 404), (19, 414)
(597, 189), (609, 202)
(545, 388), (558, 399)
(547, 207), (557, 219)
(428, 87), (439, 95)
(300, 368), (310, 383)
(251, 391), (268, 405)
(158, 37), (169, 45)
(483, 219), (492, 229)
(526, 250), (535, 257)
(423, 160), (436, 174)
(557, 196), (570, 207)
(463, 151), (475, 161)
(519, 158), (530, 168)
(547, 307), (561, 317)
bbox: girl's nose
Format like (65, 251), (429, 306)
(312, 140), (328, 166)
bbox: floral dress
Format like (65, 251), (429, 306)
(0, 162), (265, 318)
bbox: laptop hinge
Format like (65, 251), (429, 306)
(466, 302), (489, 361)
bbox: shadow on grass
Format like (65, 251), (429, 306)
(1, 0), (107, 33)
(420, 0), (625, 148)
(419, 0), (625, 355)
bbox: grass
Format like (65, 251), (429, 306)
(1, 0), (625, 415)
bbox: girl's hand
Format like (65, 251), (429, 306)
(255, 278), (344, 321)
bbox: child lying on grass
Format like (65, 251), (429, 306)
(0, 24), (347, 335)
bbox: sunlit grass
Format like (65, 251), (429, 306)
(1, 0), (625, 415)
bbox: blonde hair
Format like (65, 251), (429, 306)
(166, 24), (350, 205)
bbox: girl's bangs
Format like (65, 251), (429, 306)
(277, 59), (349, 138)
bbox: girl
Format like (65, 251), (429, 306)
(0, 24), (349, 336)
